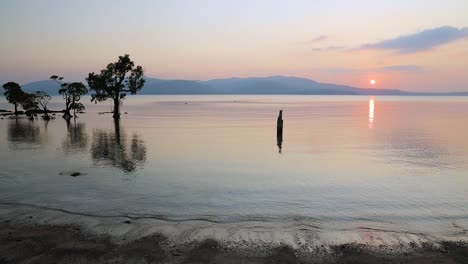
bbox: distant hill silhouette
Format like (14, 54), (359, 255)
(139, 76), (384, 95)
(10, 76), (468, 96)
(140, 76), (468, 95)
(21, 80), (60, 95)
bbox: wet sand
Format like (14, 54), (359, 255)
(1, 204), (467, 263)
(1, 220), (467, 264)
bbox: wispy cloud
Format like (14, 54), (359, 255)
(376, 65), (425, 72)
(362, 26), (468, 53)
(313, 65), (425, 74)
(296, 35), (329, 46)
(314, 67), (356, 73)
(309, 35), (328, 43)
(311, 46), (345, 52)
(305, 35), (348, 52)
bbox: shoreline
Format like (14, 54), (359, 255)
(1, 204), (467, 263)
(1, 219), (467, 263)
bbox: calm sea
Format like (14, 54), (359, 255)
(0, 95), (467, 243)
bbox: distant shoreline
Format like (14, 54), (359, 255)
(12, 76), (468, 96)
(2, 93), (468, 98)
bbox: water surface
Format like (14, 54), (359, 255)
(1, 95), (467, 241)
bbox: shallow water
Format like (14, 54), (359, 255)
(0, 95), (468, 242)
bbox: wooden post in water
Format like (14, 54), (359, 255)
(277, 110), (283, 153)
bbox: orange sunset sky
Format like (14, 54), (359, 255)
(1, 0), (468, 92)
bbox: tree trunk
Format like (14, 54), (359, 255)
(43, 106), (51, 120)
(114, 118), (121, 145)
(113, 97), (120, 119)
(72, 99), (77, 118)
(14, 103), (18, 115)
(73, 101), (76, 118)
(63, 103), (72, 119)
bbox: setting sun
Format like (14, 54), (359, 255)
(370, 80), (376, 85)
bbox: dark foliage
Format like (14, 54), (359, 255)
(2, 82), (25, 114)
(86, 54), (145, 118)
(50, 76), (88, 119)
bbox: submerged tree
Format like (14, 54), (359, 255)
(86, 54), (145, 119)
(34, 91), (51, 119)
(2, 82), (25, 115)
(61, 82), (87, 118)
(2, 82), (52, 120)
(50, 76), (88, 119)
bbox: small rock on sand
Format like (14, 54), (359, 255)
(60, 171), (87, 177)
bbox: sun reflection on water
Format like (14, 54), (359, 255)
(369, 97), (375, 128)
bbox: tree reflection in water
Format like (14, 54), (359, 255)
(90, 119), (147, 173)
(62, 119), (88, 153)
(8, 119), (42, 149)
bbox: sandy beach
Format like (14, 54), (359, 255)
(1, 220), (467, 263)
(1, 204), (467, 264)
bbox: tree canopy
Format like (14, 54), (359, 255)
(34, 91), (51, 117)
(2, 82), (42, 115)
(86, 54), (145, 118)
(20, 93), (39, 112)
(2, 82), (25, 114)
(51, 76), (88, 119)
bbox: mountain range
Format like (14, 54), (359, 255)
(15, 76), (468, 96)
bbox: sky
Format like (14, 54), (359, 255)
(1, 0), (468, 92)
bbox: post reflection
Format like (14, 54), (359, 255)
(90, 119), (147, 173)
(368, 97), (375, 129)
